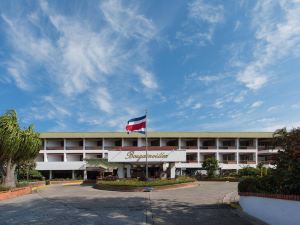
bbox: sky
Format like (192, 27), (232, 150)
(0, 0), (300, 132)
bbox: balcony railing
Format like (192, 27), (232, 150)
(219, 146), (237, 150)
(110, 146), (179, 151)
(239, 160), (256, 164)
(181, 146), (198, 149)
(46, 146), (64, 150)
(258, 146), (272, 150)
(186, 159), (198, 163)
(200, 146), (217, 149)
(239, 146), (256, 149)
(85, 146), (102, 150)
(258, 160), (274, 164)
(221, 160), (237, 164)
(66, 146), (83, 150)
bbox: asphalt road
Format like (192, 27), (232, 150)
(0, 181), (266, 225)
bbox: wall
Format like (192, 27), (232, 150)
(240, 196), (300, 225)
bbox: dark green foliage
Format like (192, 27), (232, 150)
(202, 158), (219, 177)
(238, 167), (260, 177)
(239, 128), (300, 195)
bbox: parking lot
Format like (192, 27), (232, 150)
(0, 181), (265, 225)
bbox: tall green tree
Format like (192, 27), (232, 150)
(272, 127), (300, 194)
(202, 158), (219, 177)
(0, 110), (41, 188)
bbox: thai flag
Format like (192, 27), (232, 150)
(126, 115), (146, 134)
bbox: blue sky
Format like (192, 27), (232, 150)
(0, 0), (300, 132)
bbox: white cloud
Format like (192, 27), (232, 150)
(192, 103), (202, 109)
(237, 0), (300, 90)
(251, 101), (263, 108)
(177, 0), (224, 46)
(188, 0), (224, 24)
(100, 0), (156, 41)
(93, 88), (113, 114)
(234, 20), (241, 31)
(135, 66), (158, 89)
(1, 0), (159, 130)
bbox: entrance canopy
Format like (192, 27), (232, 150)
(108, 150), (186, 163)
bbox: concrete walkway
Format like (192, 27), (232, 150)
(0, 181), (266, 225)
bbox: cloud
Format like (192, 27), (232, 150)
(135, 66), (158, 89)
(177, 0), (224, 46)
(1, 0), (159, 130)
(237, 0), (300, 90)
(93, 88), (113, 114)
(100, 0), (156, 41)
(188, 0), (224, 24)
(192, 103), (202, 110)
(251, 101), (263, 108)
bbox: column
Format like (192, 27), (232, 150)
(63, 138), (67, 162)
(49, 170), (53, 179)
(125, 165), (131, 178)
(72, 170), (75, 179)
(83, 138), (86, 160)
(178, 137), (181, 150)
(170, 163), (176, 179)
(255, 138), (258, 166)
(216, 138), (219, 150)
(84, 169), (87, 180)
(117, 165), (124, 178)
(44, 139), (48, 162)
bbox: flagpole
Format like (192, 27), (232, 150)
(145, 110), (148, 180)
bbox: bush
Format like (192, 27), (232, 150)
(97, 177), (195, 187)
(238, 177), (260, 193)
(238, 167), (260, 177)
(0, 185), (10, 192)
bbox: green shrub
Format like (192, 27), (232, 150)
(98, 177), (195, 187)
(16, 181), (29, 188)
(238, 167), (260, 177)
(238, 177), (260, 193)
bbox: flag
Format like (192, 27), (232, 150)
(126, 115), (146, 134)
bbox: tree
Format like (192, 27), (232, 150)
(271, 127), (300, 194)
(0, 110), (41, 188)
(202, 158), (219, 177)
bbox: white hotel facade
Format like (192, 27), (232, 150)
(36, 132), (277, 179)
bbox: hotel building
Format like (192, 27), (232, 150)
(36, 132), (277, 179)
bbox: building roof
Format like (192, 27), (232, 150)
(39, 131), (274, 139)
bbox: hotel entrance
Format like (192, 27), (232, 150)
(130, 164), (165, 179)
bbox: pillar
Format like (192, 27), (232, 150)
(125, 165), (131, 178)
(117, 165), (124, 178)
(72, 170), (75, 179)
(84, 169), (87, 180)
(170, 163), (176, 179)
(49, 170), (53, 179)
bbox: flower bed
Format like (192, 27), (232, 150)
(97, 177), (195, 187)
(0, 186), (32, 201)
(95, 177), (196, 192)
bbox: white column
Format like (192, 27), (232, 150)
(72, 170), (75, 179)
(44, 139), (48, 162)
(83, 138), (86, 160)
(198, 138), (201, 149)
(126, 165), (131, 178)
(63, 138), (67, 162)
(197, 152), (200, 164)
(216, 138), (219, 150)
(117, 165), (124, 178)
(84, 169), (87, 180)
(102, 138), (105, 150)
(170, 163), (176, 179)
(179, 137), (181, 150)
(236, 138), (239, 150)
(49, 170), (53, 179)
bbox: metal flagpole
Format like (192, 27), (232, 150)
(145, 110), (148, 180)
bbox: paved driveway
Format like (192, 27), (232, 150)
(0, 181), (265, 225)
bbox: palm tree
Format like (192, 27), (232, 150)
(0, 110), (41, 188)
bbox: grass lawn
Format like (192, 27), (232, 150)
(97, 176), (195, 187)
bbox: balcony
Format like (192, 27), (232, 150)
(239, 146), (256, 149)
(200, 139), (216, 149)
(239, 160), (256, 164)
(239, 139), (256, 149)
(181, 146), (198, 149)
(110, 146), (179, 151)
(46, 139), (64, 150)
(219, 146), (236, 150)
(85, 146), (102, 150)
(222, 160), (237, 164)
